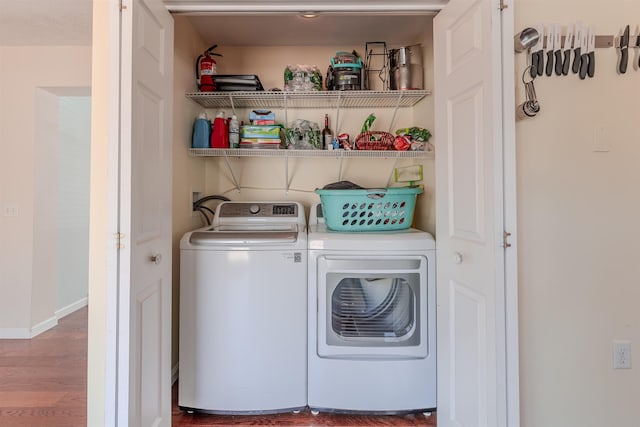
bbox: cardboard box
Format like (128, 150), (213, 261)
(249, 110), (275, 125)
(241, 125), (281, 139)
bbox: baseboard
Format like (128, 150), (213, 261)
(172, 363), (179, 385)
(55, 297), (88, 319)
(0, 328), (31, 339)
(0, 297), (88, 339)
(30, 315), (58, 338)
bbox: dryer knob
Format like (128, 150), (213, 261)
(249, 204), (260, 214)
(453, 252), (463, 264)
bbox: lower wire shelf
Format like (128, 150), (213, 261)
(188, 148), (433, 159)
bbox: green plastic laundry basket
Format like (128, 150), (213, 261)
(316, 187), (422, 232)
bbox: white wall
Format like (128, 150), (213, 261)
(514, 1), (640, 426)
(56, 96), (91, 314)
(32, 89), (59, 334)
(87, 0), (114, 423)
(0, 46), (91, 336)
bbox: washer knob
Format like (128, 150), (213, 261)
(249, 204), (260, 214)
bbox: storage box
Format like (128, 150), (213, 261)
(240, 138), (281, 144)
(241, 125), (281, 139)
(249, 110), (275, 125)
(315, 187), (422, 231)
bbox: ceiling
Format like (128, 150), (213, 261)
(0, 0), (93, 46)
(0, 0), (436, 47)
(184, 13), (433, 47)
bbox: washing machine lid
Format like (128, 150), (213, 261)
(189, 224), (300, 245)
(308, 223), (435, 251)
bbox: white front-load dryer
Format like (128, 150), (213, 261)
(179, 201), (307, 414)
(307, 203), (436, 414)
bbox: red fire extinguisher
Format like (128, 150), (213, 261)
(196, 44), (222, 92)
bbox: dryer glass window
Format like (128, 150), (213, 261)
(325, 269), (422, 348)
(332, 277), (416, 340)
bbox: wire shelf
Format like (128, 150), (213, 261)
(186, 90), (430, 109)
(188, 148), (433, 159)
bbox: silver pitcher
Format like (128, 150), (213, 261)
(389, 45), (424, 90)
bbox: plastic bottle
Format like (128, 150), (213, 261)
(191, 113), (211, 148)
(229, 115), (240, 148)
(211, 111), (229, 148)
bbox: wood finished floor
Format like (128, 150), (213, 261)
(0, 307), (88, 427)
(0, 307), (436, 426)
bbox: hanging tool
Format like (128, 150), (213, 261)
(572, 23), (583, 74)
(545, 24), (555, 76)
(562, 26), (573, 75)
(619, 25), (630, 74)
(637, 33), (640, 67)
(516, 66), (541, 121)
(530, 24), (544, 78)
(514, 27), (540, 52)
(554, 25), (563, 76)
(579, 26), (590, 79)
(587, 27), (596, 78)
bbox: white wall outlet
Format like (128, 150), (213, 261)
(3, 203), (18, 217)
(613, 341), (632, 369)
(191, 191), (203, 217)
(593, 126), (611, 153)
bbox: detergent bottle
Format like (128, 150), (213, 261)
(191, 112), (211, 148)
(211, 111), (229, 148)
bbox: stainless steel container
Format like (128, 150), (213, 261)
(389, 45), (424, 90)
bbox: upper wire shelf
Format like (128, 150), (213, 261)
(185, 90), (430, 109)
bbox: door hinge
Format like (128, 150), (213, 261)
(499, 1), (508, 10)
(503, 231), (512, 248)
(115, 232), (125, 249)
(120, 0), (127, 11)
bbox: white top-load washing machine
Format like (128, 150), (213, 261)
(307, 203), (436, 414)
(179, 201), (307, 414)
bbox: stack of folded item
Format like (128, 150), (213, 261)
(211, 75), (264, 91)
(240, 110), (282, 149)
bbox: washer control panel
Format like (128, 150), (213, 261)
(218, 202), (298, 218)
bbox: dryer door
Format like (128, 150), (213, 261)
(316, 255), (432, 359)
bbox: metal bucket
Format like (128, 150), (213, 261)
(389, 45), (424, 90)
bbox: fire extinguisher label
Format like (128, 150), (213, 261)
(201, 63), (215, 75)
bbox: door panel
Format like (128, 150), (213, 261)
(136, 282), (162, 426)
(120, 0), (173, 425)
(449, 85), (485, 242)
(451, 280), (487, 426)
(434, 0), (506, 425)
(447, 6), (482, 73)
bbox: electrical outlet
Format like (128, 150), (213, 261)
(191, 191), (203, 217)
(613, 341), (632, 369)
(3, 204), (18, 217)
(594, 126), (611, 153)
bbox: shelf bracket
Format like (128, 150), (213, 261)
(228, 94), (236, 116)
(283, 93), (289, 127)
(388, 93), (403, 133)
(221, 151), (241, 193)
(337, 154), (344, 181)
(284, 151), (290, 194)
(335, 92), (342, 135)
(386, 155), (400, 187)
